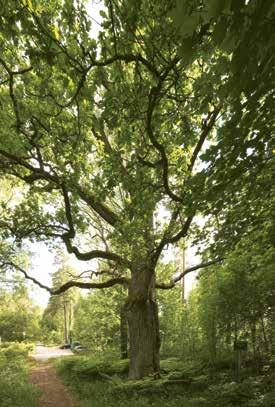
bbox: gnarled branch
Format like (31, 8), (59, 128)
(188, 106), (221, 173)
(0, 149), (120, 228)
(1, 261), (129, 295)
(146, 58), (183, 203)
(62, 235), (131, 266)
(156, 258), (224, 289)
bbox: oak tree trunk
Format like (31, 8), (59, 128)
(127, 298), (160, 378)
(126, 268), (161, 379)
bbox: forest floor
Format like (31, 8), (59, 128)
(29, 345), (76, 407)
(54, 355), (275, 407)
(27, 347), (274, 407)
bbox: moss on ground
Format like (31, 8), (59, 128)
(55, 355), (274, 407)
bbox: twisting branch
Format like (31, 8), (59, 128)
(0, 262), (53, 293)
(61, 184), (76, 239)
(0, 57), (32, 76)
(60, 183), (130, 266)
(0, 149), (58, 182)
(53, 277), (128, 294)
(57, 72), (87, 108)
(164, 214), (194, 246)
(188, 106), (221, 173)
(146, 57), (183, 203)
(154, 106), (222, 257)
(65, 267), (120, 280)
(0, 57), (33, 129)
(147, 91), (182, 202)
(53, 50), (160, 108)
(89, 53), (160, 79)
(75, 185), (119, 227)
(91, 125), (129, 180)
(156, 258), (224, 289)
(0, 261), (129, 295)
(12, 66), (33, 75)
(29, 6), (161, 79)
(108, 0), (118, 54)
(0, 148), (120, 228)
(153, 214), (194, 265)
(62, 236), (130, 265)
(0, 150), (127, 265)
(22, 6), (160, 113)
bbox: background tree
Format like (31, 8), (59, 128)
(41, 251), (80, 343)
(0, 278), (41, 342)
(188, 226), (274, 369)
(73, 284), (125, 355)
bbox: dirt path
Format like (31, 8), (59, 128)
(29, 346), (76, 407)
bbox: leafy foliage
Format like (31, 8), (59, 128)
(0, 342), (40, 407)
(41, 251), (80, 343)
(0, 0), (271, 279)
(73, 284), (125, 353)
(0, 282), (41, 342)
(55, 354), (274, 407)
(169, 229), (273, 368)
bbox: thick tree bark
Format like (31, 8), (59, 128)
(126, 268), (161, 379)
(127, 298), (160, 379)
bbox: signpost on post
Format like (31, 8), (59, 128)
(234, 340), (248, 382)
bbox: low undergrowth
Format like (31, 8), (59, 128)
(55, 356), (274, 407)
(0, 342), (41, 407)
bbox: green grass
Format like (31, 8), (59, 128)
(0, 342), (41, 407)
(54, 355), (274, 407)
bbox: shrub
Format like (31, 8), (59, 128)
(0, 342), (40, 407)
(55, 355), (129, 380)
(55, 356), (273, 407)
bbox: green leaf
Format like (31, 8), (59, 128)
(212, 17), (228, 46)
(179, 14), (200, 37)
(206, 0), (231, 20)
(99, 10), (107, 19)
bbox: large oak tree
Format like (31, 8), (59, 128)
(0, 0), (273, 378)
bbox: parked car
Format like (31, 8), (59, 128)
(73, 344), (87, 352)
(70, 341), (81, 350)
(59, 341), (87, 351)
(59, 343), (71, 349)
